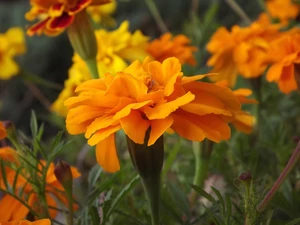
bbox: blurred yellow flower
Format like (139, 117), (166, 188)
(88, 0), (117, 26)
(0, 122), (7, 139)
(65, 57), (241, 172)
(266, 0), (300, 23)
(206, 15), (280, 87)
(25, 0), (111, 36)
(147, 33), (197, 65)
(52, 21), (149, 116)
(0, 28), (26, 80)
(0, 219), (51, 225)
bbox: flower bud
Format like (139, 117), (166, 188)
(54, 160), (73, 191)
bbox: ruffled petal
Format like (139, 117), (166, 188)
(148, 116), (173, 146)
(96, 134), (120, 173)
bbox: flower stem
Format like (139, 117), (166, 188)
(225, 0), (251, 25)
(145, 0), (169, 33)
(86, 58), (99, 79)
(141, 175), (161, 225)
(66, 190), (74, 225)
(189, 140), (213, 205)
(257, 141), (300, 212)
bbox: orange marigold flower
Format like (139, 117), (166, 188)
(216, 80), (257, 134)
(0, 219), (51, 225)
(0, 122), (7, 139)
(0, 156), (81, 221)
(65, 57), (241, 172)
(147, 33), (197, 66)
(25, 0), (111, 36)
(266, 31), (300, 93)
(266, 0), (300, 23)
(206, 15), (281, 87)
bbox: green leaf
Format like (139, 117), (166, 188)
(162, 140), (181, 179)
(285, 218), (300, 225)
(211, 187), (225, 216)
(30, 110), (38, 138)
(89, 206), (101, 225)
(104, 175), (140, 221)
(190, 184), (215, 203)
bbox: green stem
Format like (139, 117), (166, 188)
(257, 141), (300, 212)
(145, 0), (169, 33)
(190, 140), (213, 205)
(141, 175), (161, 225)
(225, 0), (251, 25)
(66, 190), (74, 225)
(86, 58), (99, 79)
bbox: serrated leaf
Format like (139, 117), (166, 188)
(211, 187), (225, 216)
(89, 206), (101, 225)
(30, 111), (38, 138)
(168, 182), (190, 217)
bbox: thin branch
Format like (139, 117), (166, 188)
(225, 0), (251, 25)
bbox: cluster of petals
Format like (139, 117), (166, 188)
(65, 57), (241, 172)
(0, 219), (50, 225)
(266, 30), (300, 93)
(0, 28), (26, 80)
(147, 33), (197, 66)
(266, 0), (300, 23)
(0, 148), (81, 221)
(216, 81), (258, 134)
(206, 14), (281, 87)
(25, 0), (111, 36)
(51, 21), (149, 116)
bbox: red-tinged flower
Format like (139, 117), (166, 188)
(147, 33), (197, 66)
(0, 122), (6, 139)
(25, 0), (111, 36)
(65, 57), (241, 172)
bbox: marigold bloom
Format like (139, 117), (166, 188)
(147, 33), (197, 66)
(25, 0), (110, 36)
(266, 0), (300, 23)
(87, 0), (116, 26)
(65, 57), (241, 172)
(0, 28), (26, 80)
(52, 21), (149, 116)
(266, 32), (300, 93)
(0, 122), (7, 139)
(206, 16), (281, 87)
(216, 81), (257, 134)
(0, 156), (81, 221)
(0, 219), (51, 225)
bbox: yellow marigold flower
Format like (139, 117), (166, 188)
(0, 157), (81, 221)
(0, 28), (26, 80)
(0, 219), (51, 225)
(266, 31), (300, 93)
(0, 122), (7, 139)
(206, 16), (280, 87)
(266, 0), (300, 23)
(25, 0), (111, 36)
(51, 21), (149, 116)
(87, 0), (117, 26)
(147, 33), (197, 66)
(65, 57), (241, 172)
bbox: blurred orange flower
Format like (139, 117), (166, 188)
(65, 57), (240, 172)
(147, 33), (197, 66)
(266, 31), (300, 93)
(25, 0), (110, 36)
(0, 122), (7, 139)
(266, 0), (300, 23)
(0, 219), (51, 225)
(0, 156), (81, 221)
(206, 15), (281, 87)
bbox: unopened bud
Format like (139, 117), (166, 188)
(54, 160), (73, 191)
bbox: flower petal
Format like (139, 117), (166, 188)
(88, 124), (121, 146)
(96, 134), (120, 173)
(148, 116), (173, 146)
(120, 110), (150, 144)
